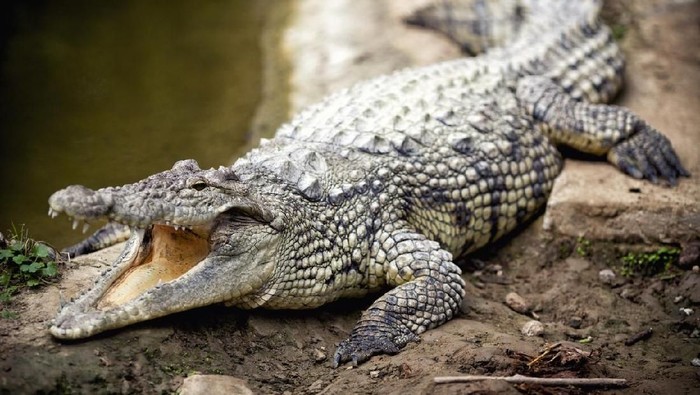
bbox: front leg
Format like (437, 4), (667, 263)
(332, 230), (465, 367)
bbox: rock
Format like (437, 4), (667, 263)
(505, 292), (531, 314)
(369, 370), (381, 378)
(313, 348), (327, 363)
(679, 307), (694, 316)
(599, 269), (616, 285)
(307, 379), (325, 392)
(521, 320), (545, 337)
(691, 358), (700, 367)
(179, 375), (253, 395)
(679, 241), (700, 268)
(568, 316), (583, 329)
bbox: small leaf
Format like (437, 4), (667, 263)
(13, 255), (29, 265)
(32, 243), (50, 258)
(26, 278), (40, 287)
(26, 261), (43, 273)
(0, 249), (13, 259)
(42, 262), (58, 277)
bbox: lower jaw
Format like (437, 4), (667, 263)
(95, 224), (210, 310)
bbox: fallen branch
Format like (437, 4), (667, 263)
(433, 374), (627, 387)
(624, 327), (653, 346)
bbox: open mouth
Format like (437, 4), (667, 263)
(95, 224), (210, 310)
(50, 222), (214, 339)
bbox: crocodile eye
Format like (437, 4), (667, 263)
(189, 181), (207, 191)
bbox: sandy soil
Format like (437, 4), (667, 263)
(1, 1), (699, 394)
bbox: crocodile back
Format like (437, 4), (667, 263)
(232, 0), (621, 257)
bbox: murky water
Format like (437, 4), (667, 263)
(0, 1), (284, 248)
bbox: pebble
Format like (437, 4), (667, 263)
(313, 348), (327, 363)
(369, 370), (381, 378)
(521, 320), (544, 337)
(674, 295), (684, 303)
(568, 316), (582, 329)
(599, 269), (616, 285)
(691, 358), (700, 367)
(505, 292), (531, 314)
(693, 265), (699, 273)
(679, 307), (694, 316)
(179, 375), (253, 395)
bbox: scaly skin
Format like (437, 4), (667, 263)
(48, 0), (687, 367)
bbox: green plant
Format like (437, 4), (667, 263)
(0, 225), (60, 312)
(575, 236), (591, 257)
(611, 24), (627, 41)
(620, 247), (680, 277)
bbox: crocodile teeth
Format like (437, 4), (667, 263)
(48, 208), (59, 218)
(82, 223), (90, 234)
(72, 219), (79, 230)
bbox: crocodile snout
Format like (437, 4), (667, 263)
(48, 185), (114, 219)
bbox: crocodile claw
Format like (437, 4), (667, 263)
(608, 123), (689, 186)
(332, 328), (420, 368)
(332, 335), (400, 368)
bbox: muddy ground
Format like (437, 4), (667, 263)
(1, 1), (699, 394)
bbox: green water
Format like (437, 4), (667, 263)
(0, 1), (281, 248)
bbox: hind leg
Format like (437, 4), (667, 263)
(517, 76), (688, 185)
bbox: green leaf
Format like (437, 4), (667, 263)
(32, 243), (50, 258)
(42, 262), (58, 277)
(19, 264), (31, 273)
(26, 278), (40, 287)
(12, 255), (29, 265)
(26, 261), (44, 273)
(0, 249), (14, 260)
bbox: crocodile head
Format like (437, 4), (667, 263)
(48, 159), (285, 339)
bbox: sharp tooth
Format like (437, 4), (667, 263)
(82, 223), (90, 234)
(48, 208), (53, 216)
(52, 211), (59, 218)
(72, 219), (79, 230)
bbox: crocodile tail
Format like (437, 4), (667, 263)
(405, 0), (526, 56)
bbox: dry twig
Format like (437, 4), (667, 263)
(433, 374), (627, 387)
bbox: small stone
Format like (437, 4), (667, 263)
(313, 348), (327, 363)
(599, 269), (616, 285)
(679, 307), (694, 316)
(179, 375), (253, 395)
(521, 320), (544, 337)
(674, 295), (684, 303)
(691, 358), (700, 367)
(369, 370), (381, 378)
(505, 292), (531, 314)
(307, 379), (325, 392)
(568, 316), (583, 329)
(620, 287), (637, 300)
(679, 241), (700, 268)
(693, 265), (699, 273)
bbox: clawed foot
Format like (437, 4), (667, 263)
(332, 329), (419, 368)
(608, 122), (689, 185)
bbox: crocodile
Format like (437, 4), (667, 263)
(47, 0), (688, 367)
